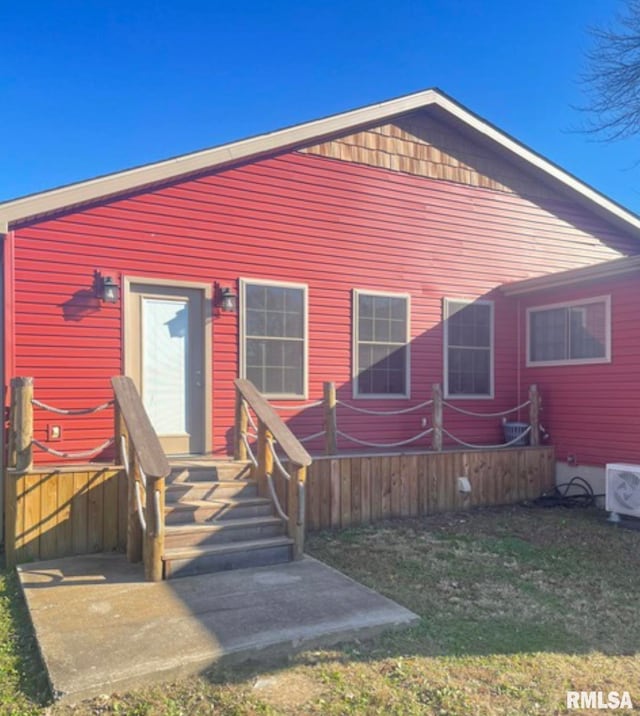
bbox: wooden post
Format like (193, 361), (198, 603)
(289, 464), (306, 560)
(529, 384), (540, 447)
(431, 383), (443, 452)
(144, 476), (165, 582)
(12, 377), (33, 473)
(324, 381), (337, 455)
(235, 389), (248, 461)
(7, 379), (18, 469)
(127, 452), (144, 563)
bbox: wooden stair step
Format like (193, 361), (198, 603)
(163, 536), (294, 579)
(164, 516), (284, 548)
(166, 480), (258, 501)
(165, 497), (273, 523)
(168, 461), (251, 482)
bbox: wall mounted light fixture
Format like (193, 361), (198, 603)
(219, 286), (238, 313)
(94, 271), (120, 304)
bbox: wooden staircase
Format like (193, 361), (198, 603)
(162, 459), (294, 579)
(112, 375), (310, 582)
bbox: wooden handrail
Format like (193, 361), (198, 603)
(111, 376), (171, 480)
(234, 379), (312, 468)
(235, 378), (310, 560)
(111, 375), (170, 581)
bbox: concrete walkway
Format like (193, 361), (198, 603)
(18, 554), (419, 703)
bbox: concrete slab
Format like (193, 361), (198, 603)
(18, 554), (419, 703)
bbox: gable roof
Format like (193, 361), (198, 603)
(2, 87), (640, 236)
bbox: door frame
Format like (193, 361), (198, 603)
(122, 275), (213, 454)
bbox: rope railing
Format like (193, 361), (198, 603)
(234, 379), (311, 560)
(266, 474), (289, 522)
(246, 381), (542, 455)
(32, 437), (114, 460)
(336, 399), (433, 416)
(241, 399), (259, 434)
(271, 400), (323, 411)
(120, 435), (130, 477)
(119, 434), (152, 535)
(298, 429), (327, 443)
(266, 438), (306, 526)
(442, 399), (531, 418)
(112, 375), (171, 582)
(241, 432), (258, 468)
(336, 427), (434, 449)
(267, 438), (291, 481)
(154, 489), (164, 539)
(134, 479), (147, 532)
(442, 425), (533, 450)
(32, 398), (114, 416)
(138, 463), (148, 490)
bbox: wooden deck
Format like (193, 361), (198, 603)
(4, 464), (127, 567)
(303, 445), (554, 531)
(4, 445), (554, 566)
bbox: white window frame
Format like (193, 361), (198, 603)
(239, 277), (309, 399)
(443, 297), (495, 400)
(352, 289), (411, 400)
(526, 295), (611, 367)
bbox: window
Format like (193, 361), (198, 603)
(240, 279), (307, 397)
(444, 299), (494, 398)
(527, 296), (610, 366)
(353, 290), (410, 398)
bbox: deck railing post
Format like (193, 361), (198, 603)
(7, 379), (18, 469)
(289, 464), (306, 560)
(11, 377), (33, 473)
(235, 388), (248, 461)
(144, 476), (165, 582)
(529, 384), (540, 447)
(324, 381), (337, 455)
(432, 383), (443, 452)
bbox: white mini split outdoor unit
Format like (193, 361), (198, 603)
(606, 463), (640, 519)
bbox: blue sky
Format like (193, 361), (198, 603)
(3, 0), (639, 212)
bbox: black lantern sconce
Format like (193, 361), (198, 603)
(94, 271), (120, 304)
(218, 286), (238, 314)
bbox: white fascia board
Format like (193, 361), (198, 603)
(502, 255), (640, 296)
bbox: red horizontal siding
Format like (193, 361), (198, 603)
(520, 272), (640, 467)
(11, 150), (639, 463)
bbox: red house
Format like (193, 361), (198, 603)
(1, 88), (638, 573)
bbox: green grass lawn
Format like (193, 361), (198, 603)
(3, 505), (640, 714)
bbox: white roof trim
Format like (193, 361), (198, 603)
(2, 88), (640, 234)
(501, 255), (640, 296)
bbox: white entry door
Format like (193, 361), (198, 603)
(126, 282), (207, 455)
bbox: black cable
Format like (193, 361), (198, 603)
(525, 475), (596, 508)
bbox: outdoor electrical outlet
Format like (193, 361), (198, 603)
(48, 424), (62, 441)
(567, 454), (577, 466)
(421, 417), (427, 428)
(457, 476), (471, 493)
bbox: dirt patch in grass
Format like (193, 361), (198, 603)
(251, 670), (325, 712)
(5, 506), (640, 714)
